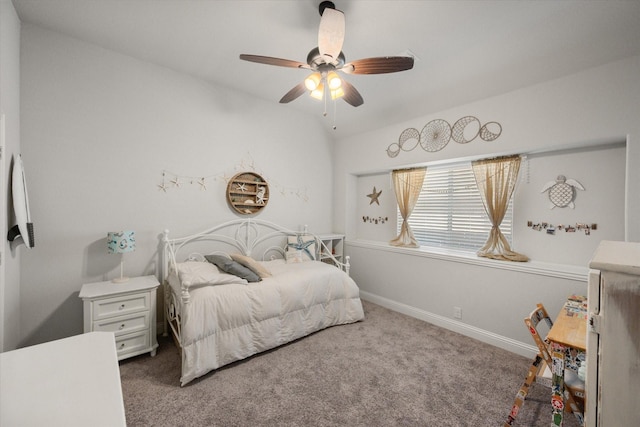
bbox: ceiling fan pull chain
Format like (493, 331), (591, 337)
(332, 98), (338, 130)
(323, 83), (328, 116)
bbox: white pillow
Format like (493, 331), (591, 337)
(285, 250), (304, 264)
(286, 235), (316, 261)
(175, 261), (248, 287)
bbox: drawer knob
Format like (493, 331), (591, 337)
(119, 323), (126, 330)
(120, 343), (126, 348)
(119, 304), (125, 310)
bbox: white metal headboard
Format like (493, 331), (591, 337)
(161, 218), (348, 282)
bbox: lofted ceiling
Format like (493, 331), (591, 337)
(12, 0), (640, 138)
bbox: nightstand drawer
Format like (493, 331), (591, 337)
(115, 331), (150, 358)
(93, 292), (149, 320)
(93, 313), (149, 336)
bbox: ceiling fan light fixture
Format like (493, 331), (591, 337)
(326, 71), (342, 90)
(310, 82), (325, 100)
(304, 72), (322, 91)
(239, 1), (413, 120)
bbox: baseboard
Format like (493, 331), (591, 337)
(359, 291), (537, 359)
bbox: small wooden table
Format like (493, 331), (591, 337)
(547, 300), (588, 426)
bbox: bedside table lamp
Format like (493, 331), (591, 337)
(107, 230), (135, 283)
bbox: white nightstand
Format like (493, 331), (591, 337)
(79, 275), (159, 361)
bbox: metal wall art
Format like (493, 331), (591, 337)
(540, 175), (585, 209)
(527, 221), (597, 236)
(387, 116), (502, 157)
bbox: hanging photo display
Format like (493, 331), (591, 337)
(527, 221), (597, 236)
(362, 216), (389, 225)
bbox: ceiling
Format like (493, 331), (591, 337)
(12, 0), (640, 139)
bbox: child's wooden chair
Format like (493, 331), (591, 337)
(504, 303), (585, 426)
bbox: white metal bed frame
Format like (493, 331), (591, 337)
(160, 218), (349, 349)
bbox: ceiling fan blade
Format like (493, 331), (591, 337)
(318, 7), (345, 63)
(342, 56), (414, 75)
(279, 83), (307, 104)
(239, 54), (310, 69)
(340, 79), (363, 107)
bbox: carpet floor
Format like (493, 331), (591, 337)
(119, 300), (581, 426)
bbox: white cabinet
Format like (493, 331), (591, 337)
(80, 275), (159, 360)
(0, 332), (126, 427)
(317, 234), (345, 264)
(586, 241), (640, 427)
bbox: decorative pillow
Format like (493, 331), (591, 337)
(205, 254), (261, 283)
(286, 235), (316, 261)
(285, 250), (303, 264)
(230, 253), (272, 278)
(175, 261), (248, 287)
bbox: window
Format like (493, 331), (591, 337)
(398, 162), (513, 251)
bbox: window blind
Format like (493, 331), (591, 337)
(399, 162), (513, 251)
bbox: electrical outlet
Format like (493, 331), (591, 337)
(453, 306), (462, 319)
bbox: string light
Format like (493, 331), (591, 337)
(157, 153), (309, 201)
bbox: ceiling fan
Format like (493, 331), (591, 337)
(239, 1), (414, 108)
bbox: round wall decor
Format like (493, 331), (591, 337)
(398, 127), (420, 151)
(420, 119), (451, 152)
(451, 116), (480, 144)
(479, 121), (502, 141)
(226, 172), (269, 215)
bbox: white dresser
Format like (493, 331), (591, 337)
(0, 332), (126, 427)
(586, 240), (640, 427)
(80, 275), (159, 360)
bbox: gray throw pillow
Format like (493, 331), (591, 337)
(205, 254), (261, 283)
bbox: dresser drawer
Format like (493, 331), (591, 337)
(115, 331), (150, 359)
(93, 312), (148, 336)
(93, 292), (149, 320)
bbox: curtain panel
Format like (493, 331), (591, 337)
(471, 156), (529, 262)
(390, 167), (426, 248)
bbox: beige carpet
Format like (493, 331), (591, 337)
(119, 300), (581, 426)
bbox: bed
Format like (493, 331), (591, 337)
(161, 219), (365, 386)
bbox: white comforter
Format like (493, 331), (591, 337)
(169, 259), (364, 385)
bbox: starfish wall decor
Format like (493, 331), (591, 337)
(367, 187), (382, 205)
(156, 151), (309, 201)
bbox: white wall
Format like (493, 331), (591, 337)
(514, 145), (625, 264)
(0, 0), (22, 352)
(356, 173), (397, 242)
(14, 19), (640, 356)
(334, 55), (640, 355)
(354, 143), (626, 267)
(19, 25), (336, 346)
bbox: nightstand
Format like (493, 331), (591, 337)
(79, 275), (159, 361)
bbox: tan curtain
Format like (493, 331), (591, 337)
(471, 156), (529, 262)
(390, 167), (426, 248)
